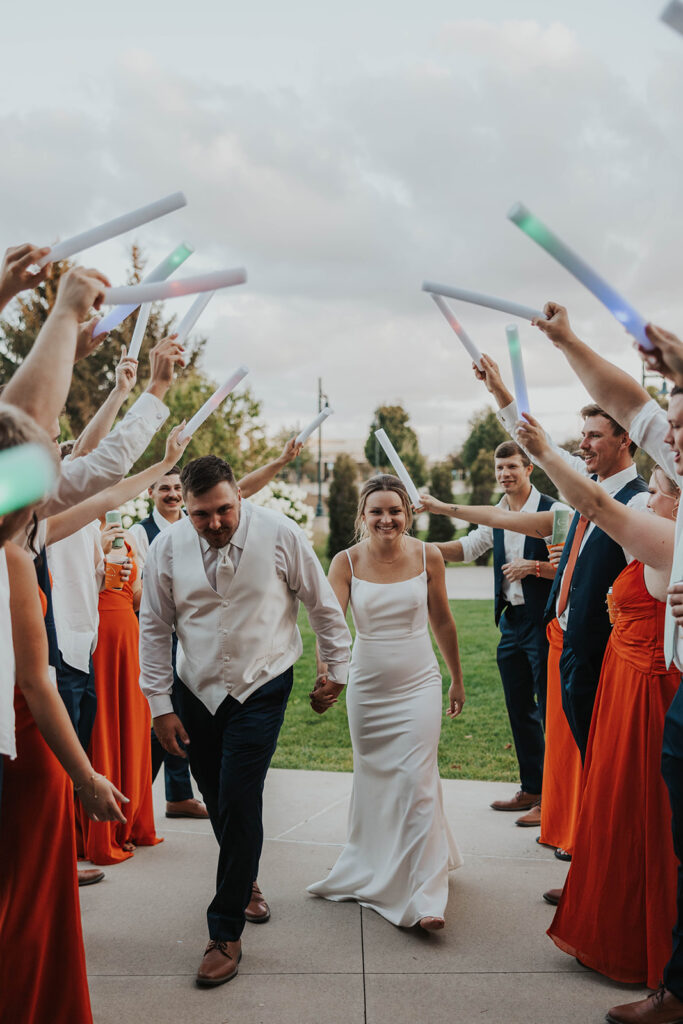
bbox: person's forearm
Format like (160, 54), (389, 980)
(431, 618), (463, 683)
(2, 309), (79, 430)
(71, 386), (130, 459)
(555, 333), (649, 430)
(238, 455), (287, 499)
(488, 377), (514, 410)
(18, 673), (94, 787)
(534, 447), (610, 523)
(436, 540), (464, 562)
(450, 503), (553, 539)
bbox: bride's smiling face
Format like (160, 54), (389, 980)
(363, 490), (407, 540)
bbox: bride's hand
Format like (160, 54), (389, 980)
(446, 679), (465, 719)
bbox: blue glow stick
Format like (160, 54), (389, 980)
(506, 324), (530, 416)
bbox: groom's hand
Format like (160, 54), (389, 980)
(309, 676), (344, 715)
(153, 712), (190, 758)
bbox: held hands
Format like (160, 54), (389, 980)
(153, 712), (190, 759)
(446, 678), (465, 719)
(163, 422), (191, 467)
(146, 334), (186, 400)
(74, 771), (129, 824)
(532, 302), (577, 347)
(0, 243), (51, 307)
(309, 669), (343, 714)
(639, 324), (683, 387)
(54, 266), (111, 323)
(514, 412), (549, 458)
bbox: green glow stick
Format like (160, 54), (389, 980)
(0, 443), (57, 516)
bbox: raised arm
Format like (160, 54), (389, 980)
(516, 414), (674, 572)
(425, 545), (464, 718)
(419, 492), (555, 539)
(238, 437), (303, 499)
(0, 243), (51, 314)
(70, 348), (139, 459)
(45, 424), (190, 544)
(533, 302), (651, 429)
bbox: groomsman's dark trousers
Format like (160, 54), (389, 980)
(662, 683), (683, 1001)
(57, 655), (97, 751)
(496, 606), (547, 795)
(175, 668), (293, 941)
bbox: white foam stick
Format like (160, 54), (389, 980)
(173, 291), (215, 347)
(429, 293), (483, 370)
(127, 304), (152, 361)
(506, 324), (530, 416)
(422, 281), (544, 322)
(178, 365), (250, 442)
(508, 201), (652, 350)
(37, 191), (187, 269)
(662, 0), (683, 34)
(374, 428), (421, 507)
(103, 268), (247, 306)
(93, 241), (194, 338)
(296, 407), (333, 445)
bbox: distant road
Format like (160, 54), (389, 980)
(445, 565), (493, 600)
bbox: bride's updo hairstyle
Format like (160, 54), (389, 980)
(354, 474), (413, 541)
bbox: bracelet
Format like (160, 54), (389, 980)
(535, 560), (541, 577)
(74, 771), (103, 799)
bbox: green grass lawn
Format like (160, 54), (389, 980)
(272, 599), (518, 782)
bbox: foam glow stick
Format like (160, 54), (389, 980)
(173, 291), (215, 347)
(507, 202), (652, 349)
(127, 304), (152, 361)
(178, 365), (250, 443)
(37, 191), (187, 269)
(429, 293), (483, 370)
(662, 0), (683, 35)
(93, 241), (194, 338)
(506, 324), (530, 416)
(103, 268), (247, 306)
(422, 281), (544, 323)
(296, 407), (333, 445)
(374, 428), (421, 507)
(0, 443), (57, 515)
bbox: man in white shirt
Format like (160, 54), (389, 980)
(139, 454), (351, 988)
(437, 441), (560, 825)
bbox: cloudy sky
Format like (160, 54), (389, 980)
(2, 0), (683, 457)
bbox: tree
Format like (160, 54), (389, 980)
(427, 462), (455, 543)
(327, 454), (359, 559)
(460, 408), (507, 471)
(364, 404), (427, 486)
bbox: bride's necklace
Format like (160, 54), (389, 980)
(367, 539), (406, 565)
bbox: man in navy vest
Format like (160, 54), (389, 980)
(437, 440), (559, 826)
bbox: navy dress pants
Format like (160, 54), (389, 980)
(175, 668), (293, 941)
(662, 683), (683, 1001)
(496, 606), (547, 795)
(56, 656), (97, 751)
(558, 640), (606, 762)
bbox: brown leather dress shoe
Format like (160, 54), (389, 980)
(542, 888), (563, 906)
(245, 881), (270, 923)
(516, 802), (541, 827)
(490, 790), (541, 812)
(165, 798), (209, 819)
(606, 987), (683, 1023)
(78, 868), (105, 886)
(196, 939), (242, 987)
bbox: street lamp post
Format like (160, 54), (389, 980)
(316, 377), (329, 518)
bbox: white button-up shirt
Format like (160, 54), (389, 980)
(129, 506), (184, 574)
(48, 519), (103, 673)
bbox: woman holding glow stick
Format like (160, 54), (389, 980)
(514, 412), (680, 991)
(308, 475), (465, 930)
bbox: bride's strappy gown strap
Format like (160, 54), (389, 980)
(308, 541), (462, 927)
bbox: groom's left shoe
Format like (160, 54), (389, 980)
(196, 939), (242, 987)
(245, 881), (270, 923)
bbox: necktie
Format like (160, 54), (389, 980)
(556, 514), (589, 618)
(215, 545), (234, 597)
(664, 531), (683, 668)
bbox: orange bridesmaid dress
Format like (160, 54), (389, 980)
(0, 590), (93, 1024)
(78, 545), (161, 864)
(548, 560), (680, 988)
(539, 618), (583, 854)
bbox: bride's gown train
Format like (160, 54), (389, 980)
(308, 545), (462, 926)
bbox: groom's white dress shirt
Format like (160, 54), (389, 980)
(139, 500), (351, 718)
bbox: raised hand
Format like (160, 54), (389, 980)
(53, 266), (111, 323)
(163, 422), (191, 467)
(100, 522), (126, 554)
(514, 412), (549, 458)
(279, 437), (303, 465)
(532, 302), (578, 348)
(146, 333), (186, 401)
(114, 346), (139, 393)
(0, 243), (52, 308)
(640, 324), (683, 387)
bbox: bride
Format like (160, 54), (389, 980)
(308, 474), (465, 930)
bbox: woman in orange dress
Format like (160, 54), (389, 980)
(78, 528), (162, 864)
(516, 414), (680, 989)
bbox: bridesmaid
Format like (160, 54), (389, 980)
(308, 475), (465, 930)
(516, 413), (680, 989)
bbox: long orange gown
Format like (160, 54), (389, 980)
(539, 618), (583, 854)
(548, 560), (680, 989)
(0, 589), (93, 1024)
(78, 546), (161, 864)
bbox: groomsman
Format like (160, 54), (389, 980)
(139, 454), (350, 987)
(437, 440), (558, 826)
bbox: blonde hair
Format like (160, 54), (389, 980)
(653, 464), (681, 499)
(354, 474), (413, 541)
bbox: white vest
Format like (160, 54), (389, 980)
(171, 504), (302, 713)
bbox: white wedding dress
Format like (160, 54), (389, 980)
(308, 545), (462, 926)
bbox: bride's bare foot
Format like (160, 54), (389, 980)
(419, 917), (445, 931)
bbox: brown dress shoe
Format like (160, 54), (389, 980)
(542, 888), (563, 906)
(196, 939), (242, 987)
(606, 987), (683, 1023)
(516, 802), (542, 827)
(78, 868), (105, 886)
(245, 881), (270, 923)
(165, 798), (209, 819)
(490, 790), (541, 812)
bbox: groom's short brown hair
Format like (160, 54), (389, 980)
(180, 455), (236, 497)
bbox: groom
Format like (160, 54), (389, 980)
(139, 454), (351, 987)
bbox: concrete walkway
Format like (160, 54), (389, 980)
(445, 564), (493, 599)
(83, 769), (647, 1024)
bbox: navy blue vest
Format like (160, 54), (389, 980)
(34, 546), (61, 672)
(140, 514), (160, 545)
(493, 492), (554, 627)
(544, 474), (648, 665)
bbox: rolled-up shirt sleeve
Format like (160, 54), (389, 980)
(138, 538), (176, 717)
(459, 523), (494, 563)
(277, 525), (351, 686)
(497, 400), (588, 476)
